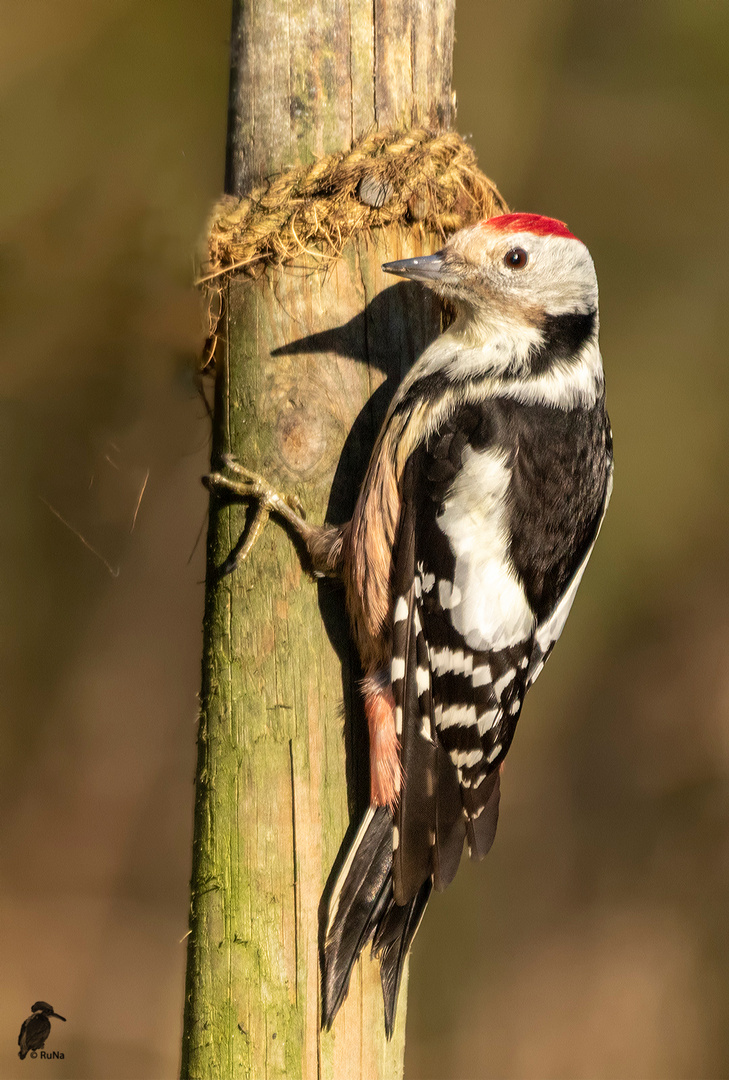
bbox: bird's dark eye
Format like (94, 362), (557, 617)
(504, 247), (528, 270)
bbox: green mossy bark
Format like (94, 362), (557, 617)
(182, 238), (441, 1079)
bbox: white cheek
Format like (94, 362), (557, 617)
(511, 233), (599, 315)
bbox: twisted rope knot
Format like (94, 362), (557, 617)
(201, 128), (508, 283)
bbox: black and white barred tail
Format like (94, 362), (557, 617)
(321, 806), (431, 1037)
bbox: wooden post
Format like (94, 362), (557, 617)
(182, 2), (455, 1077)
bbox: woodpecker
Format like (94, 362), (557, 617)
(206, 212), (613, 1036)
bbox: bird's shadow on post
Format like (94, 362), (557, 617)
(272, 280), (439, 954)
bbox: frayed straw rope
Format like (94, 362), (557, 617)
(199, 128), (508, 284)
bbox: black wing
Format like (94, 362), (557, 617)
(391, 395), (612, 905)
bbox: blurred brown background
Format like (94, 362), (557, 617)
(1, 1), (727, 1077)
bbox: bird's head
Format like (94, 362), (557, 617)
(30, 1002), (66, 1021)
(383, 214), (598, 353)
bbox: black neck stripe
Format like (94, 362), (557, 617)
(394, 307), (598, 415)
(528, 309), (597, 375)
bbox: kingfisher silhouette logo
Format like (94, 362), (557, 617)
(17, 1001), (66, 1060)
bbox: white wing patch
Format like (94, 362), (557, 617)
(436, 445), (536, 651)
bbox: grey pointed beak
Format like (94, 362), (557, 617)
(381, 251), (448, 283)
(51, 1013), (66, 1022)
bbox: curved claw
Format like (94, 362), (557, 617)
(203, 456), (308, 571)
(287, 493), (306, 519)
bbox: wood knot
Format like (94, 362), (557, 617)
(276, 401), (328, 477)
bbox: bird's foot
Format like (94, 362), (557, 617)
(203, 453), (307, 574)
